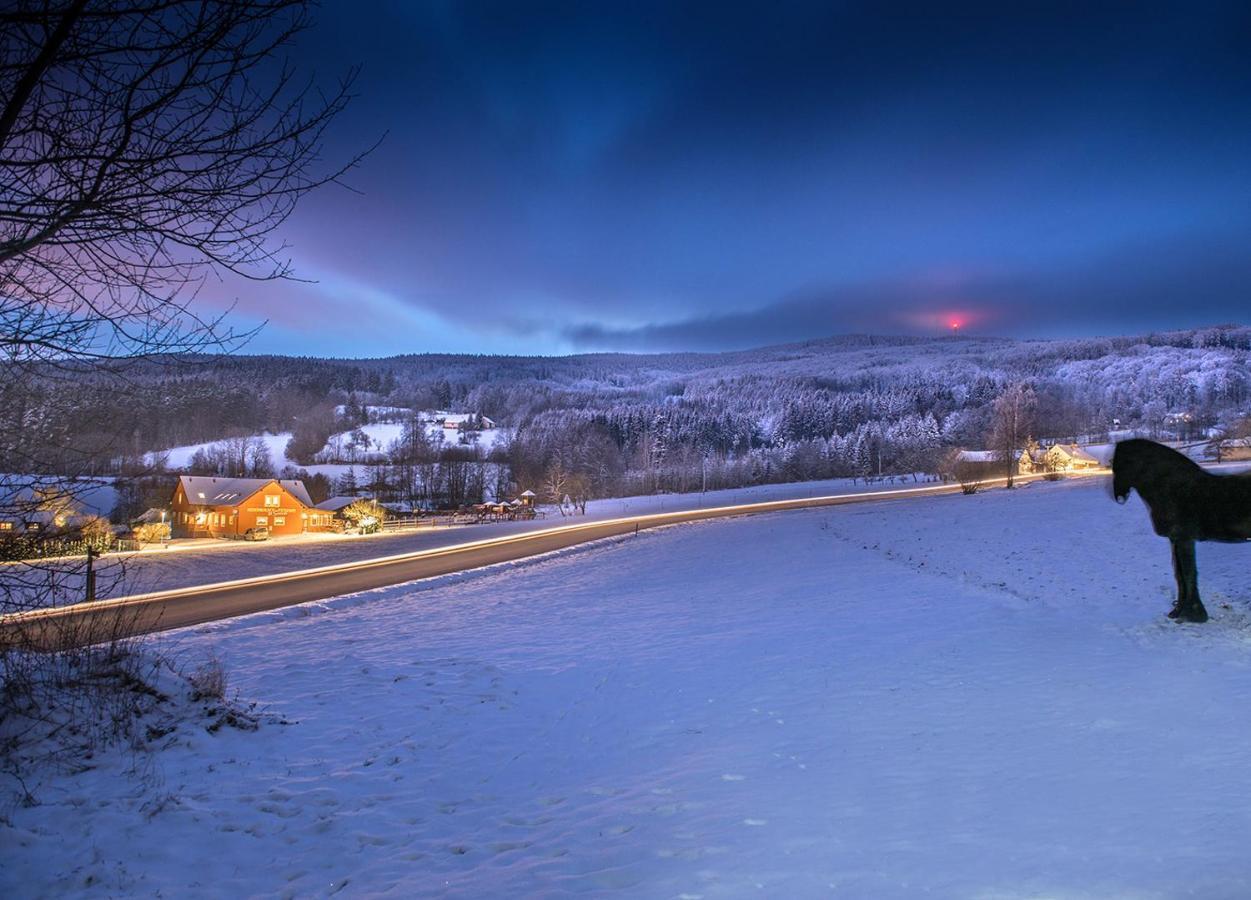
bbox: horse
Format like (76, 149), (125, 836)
(1111, 438), (1251, 623)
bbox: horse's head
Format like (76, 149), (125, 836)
(1111, 438), (1196, 505)
(1111, 440), (1140, 504)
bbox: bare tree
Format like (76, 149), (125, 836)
(1, 0), (363, 774)
(1, 0), (368, 369)
(543, 461), (569, 514)
(988, 383), (1037, 489)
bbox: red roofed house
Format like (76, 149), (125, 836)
(170, 476), (330, 538)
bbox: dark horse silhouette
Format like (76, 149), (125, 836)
(1112, 439), (1251, 623)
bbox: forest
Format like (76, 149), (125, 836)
(6, 325), (1249, 517)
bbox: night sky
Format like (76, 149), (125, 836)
(222, 1), (1251, 356)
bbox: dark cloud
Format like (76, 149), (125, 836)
(224, 1), (1251, 355)
(562, 230), (1251, 351)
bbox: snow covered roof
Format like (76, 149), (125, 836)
(955, 450), (996, 463)
(520, 490), (537, 497)
(1048, 444), (1100, 464)
(177, 476), (313, 508)
(315, 496), (360, 512)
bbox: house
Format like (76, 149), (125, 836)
(313, 495), (364, 528)
(315, 495), (387, 533)
(1041, 443), (1101, 472)
(170, 475), (327, 539)
(436, 412), (496, 432)
(315, 496), (360, 515)
(954, 450), (997, 465)
(0, 486), (91, 535)
(1017, 443), (1102, 475)
(1210, 438), (1251, 462)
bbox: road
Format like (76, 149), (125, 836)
(0, 472), (1098, 650)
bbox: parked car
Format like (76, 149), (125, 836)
(243, 526), (269, 541)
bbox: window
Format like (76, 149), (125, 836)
(273, 516), (285, 526)
(0, 521), (12, 531)
(264, 495), (280, 507)
(195, 513), (206, 525)
(255, 516), (268, 526)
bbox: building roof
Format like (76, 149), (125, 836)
(1048, 444), (1100, 464)
(955, 450), (996, 463)
(177, 475), (313, 508)
(315, 496), (360, 512)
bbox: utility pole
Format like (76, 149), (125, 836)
(85, 546), (99, 604)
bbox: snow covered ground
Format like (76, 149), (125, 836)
(146, 432), (355, 483)
(7, 477), (1251, 897)
(316, 417), (510, 462)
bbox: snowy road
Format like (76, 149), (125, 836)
(8, 476), (1251, 897)
(3, 475), (1058, 649)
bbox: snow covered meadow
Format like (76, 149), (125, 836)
(7, 476), (1251, 897)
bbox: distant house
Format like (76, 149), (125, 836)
(954, 450), (997, 465)
(949, 449), (1002, 483)
(0, 486), (91, 535)
(1018, 443), (1101, 475)
(1210, 438), (1251, 462)
(436, 412), (496, 432)
(170, 476), (327, 539)
(1042, 444), (1101, 472)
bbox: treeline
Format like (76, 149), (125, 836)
(9, 327), (1251, 511)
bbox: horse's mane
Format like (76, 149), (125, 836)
(1112, 439), (1206, 475)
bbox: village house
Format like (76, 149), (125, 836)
(1018, 443), (1101, 475)
(1209, 438), (1251, 462)
(313, 496), (365, 530)
(435, 412), (497, 432)
(0, 486), (93, 536)
(169, 476), (330, 539)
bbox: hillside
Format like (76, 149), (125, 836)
(7, 326), (1248, 514)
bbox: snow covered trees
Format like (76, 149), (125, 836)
(988, 383), (1037, 489)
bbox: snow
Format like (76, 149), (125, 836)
(316, 417), (510, 462)
(8, 477), (1251, 896)
(149, 432), (294, 471)
(148, 432), (359, 482)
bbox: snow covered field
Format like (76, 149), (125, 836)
(7, 477), (1251, 897)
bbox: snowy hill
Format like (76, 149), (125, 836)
(148, 432), (356, 482)
(315, 414), (508, 464)
(10, 476), (1251, 895)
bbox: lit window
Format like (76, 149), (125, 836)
(0, 521), (12, 531)
(195, 513), (206, 524)
(256, 516), (268, 526)
(274, 516), (285, 526)
(264, 495), (280, 507)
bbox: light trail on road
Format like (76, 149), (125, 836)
(0, 470), (1107, 650)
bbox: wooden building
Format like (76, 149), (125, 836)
(170, 476), (327, 539)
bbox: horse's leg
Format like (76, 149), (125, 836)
(1168, 539), (1185, 619)
(1171, 538), (1208, 623)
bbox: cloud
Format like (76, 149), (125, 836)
(561, 231), (1251, 351)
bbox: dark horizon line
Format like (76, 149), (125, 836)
(170, 322), (1249, 366)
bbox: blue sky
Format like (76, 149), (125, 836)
(217, 1), (1251, 356)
